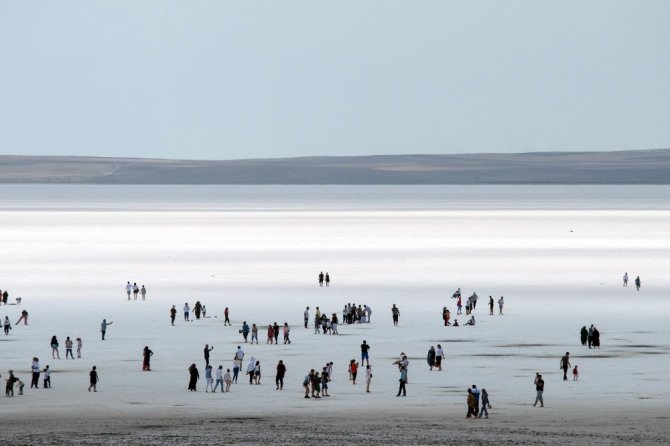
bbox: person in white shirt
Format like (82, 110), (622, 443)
(183, 303), (190, 321)
(125, 282), (132, 300)
(224, 369), (232, 392)
(435, 344), (445, 371)
(213, 365), (224, 392)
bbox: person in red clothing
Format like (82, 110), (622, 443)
(349, 360), (359, 384)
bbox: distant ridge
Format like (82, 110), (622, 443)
(1, 150), (670, 184)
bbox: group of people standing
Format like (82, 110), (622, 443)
(580, 325), (601, 349)
(49, 335), (82, 359)
(125, 282), (146, 300)
(318, 271), (331, 287)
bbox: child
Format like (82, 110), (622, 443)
(573, 365), (579, 381)
(88, 366), (99, 392)
(44, 365), (51, 388)
(224, 369), (232, 392)
(76, 338), (82, 358)
(205, 365), (214, 392)
(18, 379), (25, 395)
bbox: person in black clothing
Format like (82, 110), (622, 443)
(533, 374), (544, 407)
(188, 363), (199, 391)
(275, 360), (286, 390)
(560, 352), (571, 381)
(361, 340), (371, 366)
(325, 273), (330, 287)
(273, 322), (280, 344)
(391, 304), (400, 326)
(88, 366), (99, 392)
(489, 296), (494, 315)
(142, 346), (153, 371)
(203, 344), (214, 367)
(170, 306), (177, 326)
(318, 271), (324, 287)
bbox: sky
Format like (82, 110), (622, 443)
(1, 1), (669, 160)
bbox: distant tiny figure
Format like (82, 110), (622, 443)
(15, 309), (28, 325)
(498, 296), (504, 315)
(436, 344), (445, 371)
(205, 365), (214, 392)
(126, 281), (132, 300)
(456, 297), (462, 315)
(427, 346), (436, 370)
(533, 374), (544, 407)
(580, 326), (588, 346)
(203, 344), (214, 367)
(183, 303), (190, 321)
(202, 305), (207, 318)
(325, 272), (330, 287)
(304, 306), (310, 329)
(170, 305), (177, 325)
(88, 366), (99, 392)
(50, 335), (60, 359)
(283, 322), (291, 344)
(100, 319), (113, 340)
(573, 365), (579, 381)
(349, 360), (359, 384)
(17, 379), (25, 395)
(224, 368), (232, 392)
(635, 276), (641, 291)
(188, 363), (199, 391)
(453, 319), (459, 326)
(479, 389), (491, 418)
(133, 283), (139, 300)
(361, 340), (370, 366)
(588, 324), (594, 348)
(452, 288), (461, 299)
(318, 271), (324, 287)
(31, 357), (40, 388)
(397, 366), (407, 397)
(276, 360), (286, 390)
(391, 304), (400, 326)
(241, 321), (250, 343)
(43, 365), (51, 388)
(251, 324), (258, 344)
(3, 316), (11, 334)
(140, 285), (146, 300)
(489, 296), (494, 315)
(76, 337), (83, 358)
(142, 346), (153, 371)
(6, 370), (18, 396)
(623, 272), (628, 287)
(465, 316), (476, 326)
(466, 388), (477, 418)
(365, 365), (372, 393)
(65, 337), (74, 359)
(560, 352), (571, 381)
(214, 365), (224, 392)
(592, 326), (601, 348)
(224, 307), (230, 326)
(267, 324), (274, 344)
(194, 301), (202, 319)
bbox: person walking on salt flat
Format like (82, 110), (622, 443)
(391, 304), (400, 326)
(325, 272), (330, 287)
(533, 374), (544, 407)
(318, 271), (324, 286)
(76, 337), (83, 358)
(560, 352), (571, 381)
(88, 366), (99, 392)
(213, 365), (224, 392)
(205, 365), (214, 392)
(623, 272), (628, 287)
(126, 281), (132, 300)
(635, 276), (641, 291)
(140, 285), (146, 300)
(304, 306), (309, 328)
(143, 346), (153, 371)
(436, 344), (445, 371)
(365, 365), (372, 393)
(489, 296), (494, 315)
(170, 305), (177, 325)
(133, 283), (139, 300)
(183, 303), (190, 321)
(498, 296), (504, 315)
(188, 363), (199, 391)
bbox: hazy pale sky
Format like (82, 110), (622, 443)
(1, 1), (669, 160)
